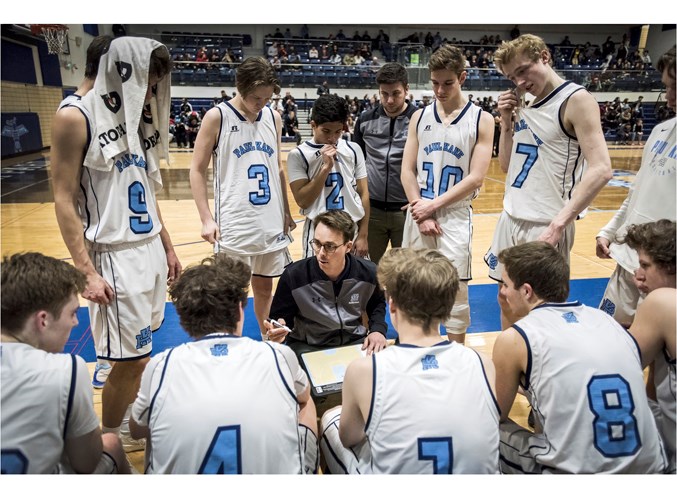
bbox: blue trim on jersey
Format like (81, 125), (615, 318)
(416, 105), (427, 132)
(512, 325), (532, 390)
(304, 141), (324, 149)
(148, 348), (176, 422)
(531, 80), (573, 109)
(320, 432), (349, 474)
(394, 340), (451, 348)
(214, 104), (224, 152)
(63, 354), (77, 441)
(296, 146), (311, 174)
(84, 167), (102, 243)
(452, 101), (473, 125)
(558, 86), (585, 140)
(79, 182), (92, 235)
(264, 341), (298, 402)
(346, 140), (358, 161)
(194, 333), (239, 342)
(471, 348), (501, 415)
(364, 353), (377, 431)
(533, 301), (581, 310)
(223, 100), (247, 122)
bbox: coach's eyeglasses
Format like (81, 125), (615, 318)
(310, 239), (348, 254)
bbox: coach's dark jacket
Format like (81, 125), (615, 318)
(270, 254), (387, 347)
(353, 101), (418, 210)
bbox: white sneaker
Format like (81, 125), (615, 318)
(92, 363), (111, 389)
(120, 431), (145, 453)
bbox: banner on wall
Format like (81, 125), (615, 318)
(1, 112), (43, 158)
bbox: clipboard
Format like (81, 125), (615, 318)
(301, 344), (366, 396)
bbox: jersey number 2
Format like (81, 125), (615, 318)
(587, 374), (641, 457)
(198, 425), (242, 474)
(325, 172), (345, 210)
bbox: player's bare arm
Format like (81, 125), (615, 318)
(64, 428), (105, 473)
(274, 109), (296, 233)
(538, 91), (612, 246)
(629, 288), (677, 369)
(492, 328), (528, 422)
(52, 107), (114, 304)
(338, 356), (372, 448)
(155, 205), (182, 283)
(410, 110), (493, 223)
(497, 89), (519, 173)
(189, 107), (221, 244)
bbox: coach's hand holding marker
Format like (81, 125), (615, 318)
(263, 318), (290, 342)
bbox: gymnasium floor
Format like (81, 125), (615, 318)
(0, 142), (643, 473)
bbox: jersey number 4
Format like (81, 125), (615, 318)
(418, 437), (453, 474)
(198, 425), (242, 474)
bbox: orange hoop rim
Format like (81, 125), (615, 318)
(30, 24), (68, 36)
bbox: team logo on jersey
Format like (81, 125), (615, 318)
(349, 293), (360, 304)
(115, 61), (133, 82)
(561, 311), (578, 324)
(210, 344), (229, 356)
(135, 326), (152, 349)
(486, 252), (498, 270)
(231, 125), (239, 132)
(421, 354), (439, 371)
(142, 104), (153, 124)
(101, 92), (122, 114)
(599, 298), (616, 317)
(423, 125), (432, 131)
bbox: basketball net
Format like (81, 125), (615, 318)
(30, 24), (69, 55)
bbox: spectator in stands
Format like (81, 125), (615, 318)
(317, 80), (330, 97)
(617, 121), (632, 145)
(642, 49), (652, 65)
(173, 113), (188, 148)
(320, 44), (329, 61)
(180, 98), (193, 114)
(268, 42), (278, 59)
(329, 45), (342, 65)
(220, 90), (230, 102)
(631, 118), (644, 145)
(362, 31), (371, 44)
(196, 47), (208, 63)
(270, 94), (284, 115)
(272, 28), (284, 39)
(301, 24), (309, 39)
(432, 32), (442, 51)
(602, 36), (615, 62)
(375, 29), (390, 52)
(352, 30), (361, 41)
(616, 39), (629, 64)
(510, 25), (520, 40)
(221, 48), (236, 68)
(309, 45), (318, 59)
(343, 50), (355, 66)
(284, 96), (298, 116)
(287, 46), (301, 68)
(186, 115), (200, 149)
(561, 35), (572, 46)
(336, 29), (346, 40)
(284, 28), (292, 39)
(283, 110), (301, 145)
(354, 50), (366, 65)
(271, 56), (281, 70)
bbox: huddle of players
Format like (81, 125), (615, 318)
(1, 33), (674, 474)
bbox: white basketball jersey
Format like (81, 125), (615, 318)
(414, 101), (482, 208)
(654, 347), (676, 472)
(515, 302), (666, 473)
(132, 334), (307, 474)
(1, 343), (99, 474)
(503, 81), (587, 223)
(61, 95), (162, 245)
(608, 117), (676, 272)
(365, 342), (500, 474)
(286, 138), (367, 221)
(212, 102), (289, 256)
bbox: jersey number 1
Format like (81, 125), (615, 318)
(420, 162), (463, 199)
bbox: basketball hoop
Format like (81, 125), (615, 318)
(30, 24), (69, 55)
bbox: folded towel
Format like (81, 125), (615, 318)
(84, 37), (170, 187)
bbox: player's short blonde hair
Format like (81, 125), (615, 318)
(377, 248), (459, 332)
(494, 34), (552, 74)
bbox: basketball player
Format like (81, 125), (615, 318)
(625, 220), (676, 472)
(493, 241), (666, 473)
(287, 94), (370, 259)
(190, 57), (296, 338)
(57, 34), (113, 390)
(319, 248), (500, 474)
(129, 254), (318, 474)
(484, 34), (612, 327)
(596, 46), (676, 326)
(51, 37), (182, 453)
(353, 62), (418, 264)
(265, 210), (387, 360)
(1, 253), (130, 474)
(400, 44), (494, 344)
